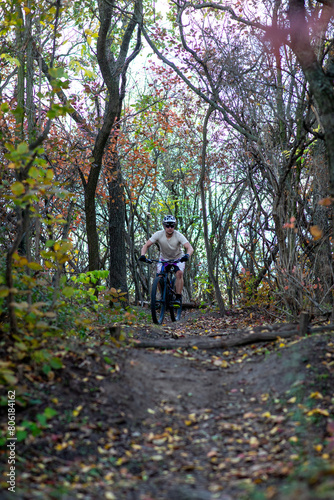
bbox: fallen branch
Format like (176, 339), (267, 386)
(207, 322), (298, 337)
(224, 330), (298, 347)
(132, 329), (299, 350)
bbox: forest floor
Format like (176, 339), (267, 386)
(1, 306), (334, 500)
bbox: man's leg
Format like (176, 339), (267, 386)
(175, 270), (184, 295)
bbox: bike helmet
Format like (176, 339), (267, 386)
(163, 215), (176, 225)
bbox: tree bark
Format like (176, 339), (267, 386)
(200, 105), (226, 316)
(84, 0), (142, 286)
(288, 0), (334, 198)
(107, 151), (128, 298)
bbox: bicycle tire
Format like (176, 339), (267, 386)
(151, 275), (166, 324)
(169, 276), (182, 322)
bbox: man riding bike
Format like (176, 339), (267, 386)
(139, 215), (194, 305)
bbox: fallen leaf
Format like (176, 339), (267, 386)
(310, 225), (323, 240)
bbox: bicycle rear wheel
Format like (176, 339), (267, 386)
(151, 275), (166, 324)
(169, 276), (182, 322)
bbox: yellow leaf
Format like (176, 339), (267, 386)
(72, 405), (83, 417)
(55, 442), (68, 451)
(152, 437), (167, 445)
(309, 392), (323, 399)
(105, 493), (116, 500)
(207, 449), (218, 458)
(11, 181), (25, 196)
(288, 397), (296, 403)
(269, 426), (279, 435)
(318, 197), (333, 206)
(243, 412), (256, 418)
(131, 444), (141, 450)
(261, 411), (271, 418)
(310, 225), (323, 240)
(307, 408), (329, 417)
(249, 436), (259, 447)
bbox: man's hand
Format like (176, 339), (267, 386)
(139, 255), (152, 263)
(180, 253), (189, 262)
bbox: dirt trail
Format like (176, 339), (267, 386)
(2, 309), (334, 500)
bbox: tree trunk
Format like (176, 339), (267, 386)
(200, 106), (226, 316)
(82, 0), (141, 280)
(288, 0), (334, 198)
(108, 152), (128, 298)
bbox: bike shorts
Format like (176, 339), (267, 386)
(157, 259), (185, 274)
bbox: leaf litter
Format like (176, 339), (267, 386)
(1, 307), (334, 499)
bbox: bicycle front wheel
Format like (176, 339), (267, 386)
(169, 276), (182, 322)
(151, 275), (166, 324)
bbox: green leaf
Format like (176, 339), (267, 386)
(36, 413), (47, 426)
(27, 262), (43, 271)
(45, 169), (54, 180)
(62, 286), (75, 298)
(11, 181), (25, 196)
(16, 430), (28, 442)
(49, 67), (66, 79)
(11, 106), (24, 120)
(46, 107), (57, 119)
(50, 357), (63, 369)
(17, 142), (29, 154)
(2, 372), (18, 385)
(29, 166), (40, 179)
(0, 53), (21, 67)
(1, 102), (10, 112)
(44, 407), (57, 419)
(42, 364), (51, 375)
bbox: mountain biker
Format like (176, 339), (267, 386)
(139, 215), (194, 305)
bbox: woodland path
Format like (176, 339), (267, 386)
(2, 308), (334, 500)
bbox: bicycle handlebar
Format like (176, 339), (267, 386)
(148, 258), (182, 264)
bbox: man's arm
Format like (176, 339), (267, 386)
(141, 239), (153, 256)
(184, 242), (194, 258)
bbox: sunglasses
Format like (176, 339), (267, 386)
(164, 223), (175, 228)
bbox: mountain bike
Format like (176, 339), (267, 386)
(146, 259), (183, 324)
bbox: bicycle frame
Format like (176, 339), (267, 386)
(158, 264), (177, 301)
(148, 259), (182, 324)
